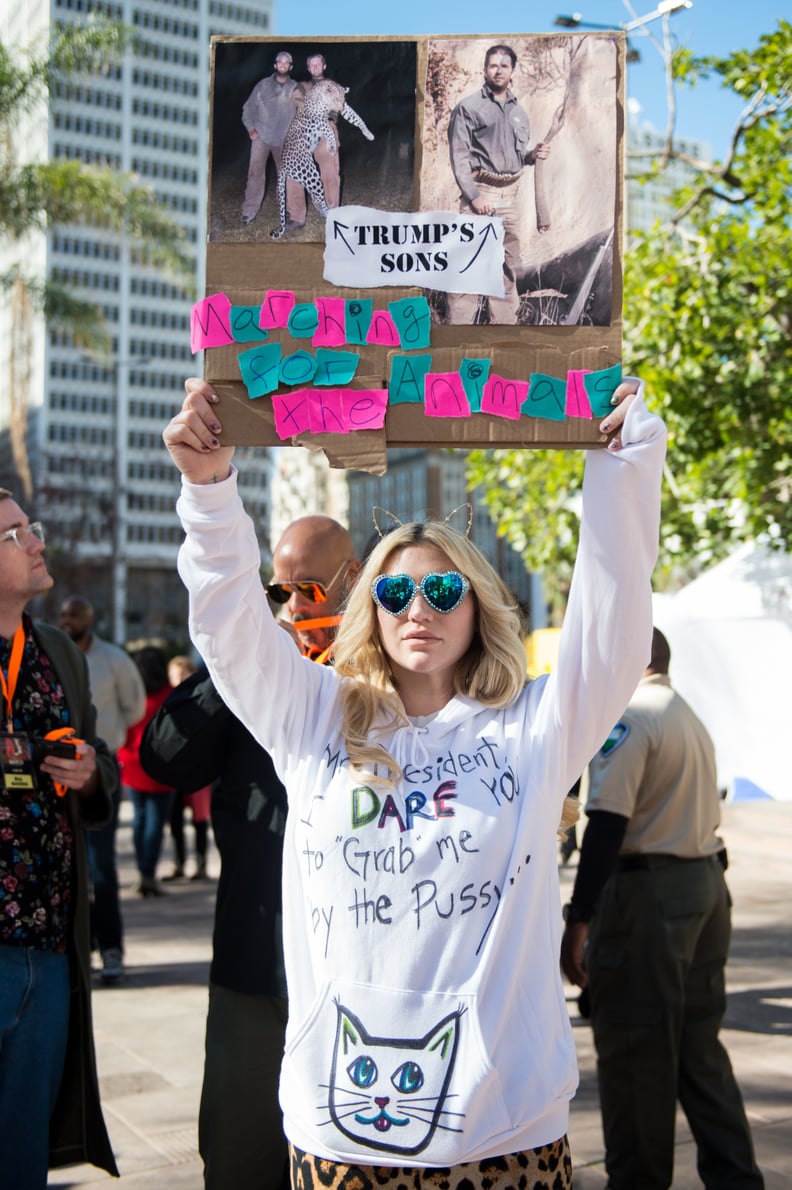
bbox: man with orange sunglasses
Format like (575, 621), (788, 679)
(265, 515), (360, 664)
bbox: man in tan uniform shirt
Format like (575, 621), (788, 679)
(561, 628), (763, 1190)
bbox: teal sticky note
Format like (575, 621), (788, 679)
(460, 358), (491, 413)
(389, 355), (432, 404)
(522, 374), (567, 421)
(345, 299), (373, 345)
(314, 350), (360, 386)
(238, 343), (282, 398)
(280, 351), (317, 387)
(287, 303), (319, 339)
(230, 306), (269, 343)
(583, 364), (623, 417)
(388, 297), (432, 350)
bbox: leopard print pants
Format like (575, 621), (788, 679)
(289, 1137), (572, 1190)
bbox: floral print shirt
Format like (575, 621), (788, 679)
(0, 615), (73, 951)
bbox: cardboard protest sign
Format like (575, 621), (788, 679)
(203, 33), (624, 472)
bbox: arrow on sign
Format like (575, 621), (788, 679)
(459, 222), (499, 275)
(331, 220), (355, 255)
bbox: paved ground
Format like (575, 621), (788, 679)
(50, 799), (791, 1188)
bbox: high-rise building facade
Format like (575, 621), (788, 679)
(626, 120), (711, 232)
(0, 0), (274, 645)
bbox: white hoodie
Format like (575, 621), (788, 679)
(176, 393), (666, 1166)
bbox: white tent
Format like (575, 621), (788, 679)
(653, 541), (792, 802)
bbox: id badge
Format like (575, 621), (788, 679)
(0, 732), (38, 791)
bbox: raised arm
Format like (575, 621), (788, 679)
(163, 380), (338, 778)
(527, 380), (667, 795)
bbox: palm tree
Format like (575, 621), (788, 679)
(0, 15), (194, 494)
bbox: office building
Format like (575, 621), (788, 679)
(626, 118), (711, 232)
(0, 0), (274, 645)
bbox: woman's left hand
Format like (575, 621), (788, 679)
(598, 380), (640, 452)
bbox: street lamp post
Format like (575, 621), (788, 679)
(554, 0), (692, 60)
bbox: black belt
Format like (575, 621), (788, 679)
(617, 849), (728, 873)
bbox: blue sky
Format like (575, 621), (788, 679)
(275, 0), (784, 159)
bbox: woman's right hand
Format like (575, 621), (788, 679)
(163, 378), (235, 485)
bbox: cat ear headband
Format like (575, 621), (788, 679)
(371, 503), (474, 539)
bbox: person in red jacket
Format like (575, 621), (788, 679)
(118, 646), (174, 896)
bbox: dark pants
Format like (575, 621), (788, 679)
(587, 855), (763, 1190)
(128, 787), (175, 880)
(86, 775), (123, 953)
(169, 795), (209, 869)
(199, 983), (289, 1190)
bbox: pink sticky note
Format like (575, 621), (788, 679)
(260, 290), (296, 329)
(365, 311), (400, 346)
(343, 389), (389, 430)
(481, 374), (529, 421)
(424, 373), (471, 419)
(313, 297), (347, 347)
(566, 370), (593, 418)
(272, 390), (311, 440)
(190, 294), (234, 352)
(308, 389), (348, 434)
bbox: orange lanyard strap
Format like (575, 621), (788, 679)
(292, 613), (343, 633)
(297, 613), (342, 666)
(305, 643), (335, 665)
(0, 623), (26, 732)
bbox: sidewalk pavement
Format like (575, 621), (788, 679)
(50, 800), (792, 1189)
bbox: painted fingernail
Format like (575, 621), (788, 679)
(210, 422), (221, 433)
(210, 437), (219, 447)
(608, 438), (620, 451)
(610, 394), (620, 405)
(600, 420), (611, 433)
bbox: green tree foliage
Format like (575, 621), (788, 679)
(0, 16), (194, 351)
(468, 21), (792, 615)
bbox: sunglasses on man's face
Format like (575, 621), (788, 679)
(265, 558), (350, 605)
(371, 571), (470, 617)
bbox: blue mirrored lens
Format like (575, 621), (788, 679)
(375, 574), (415, 615)
(422, 572), (466, 612)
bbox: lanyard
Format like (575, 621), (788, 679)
(0, 623), (25, 732)
(297, 614), (341, 666)
(293, 613), (342, 634)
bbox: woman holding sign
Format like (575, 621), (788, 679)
(163, 375), (665, 1189)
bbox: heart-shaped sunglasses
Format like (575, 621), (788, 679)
(371, 571), (470, 617)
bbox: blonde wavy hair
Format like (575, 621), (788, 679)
(334, 520), (528, 789)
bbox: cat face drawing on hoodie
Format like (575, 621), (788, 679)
(326, 1003), (464, 1155)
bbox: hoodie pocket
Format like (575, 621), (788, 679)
(280, 978), (512, 1164)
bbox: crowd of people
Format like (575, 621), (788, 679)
(0, 373), (766, 1190)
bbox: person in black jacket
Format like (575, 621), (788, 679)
(140, 514), (360, 1190)
(141, 669), (288, 1189)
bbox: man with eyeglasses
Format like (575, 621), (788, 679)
(140, 513), (359, 1190)
(0, 490), (118, 1184)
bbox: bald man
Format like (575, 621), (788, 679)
(59, 597), (145, 985)
(268, 515), (360, 662)
(140, 513), (360, 1190)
